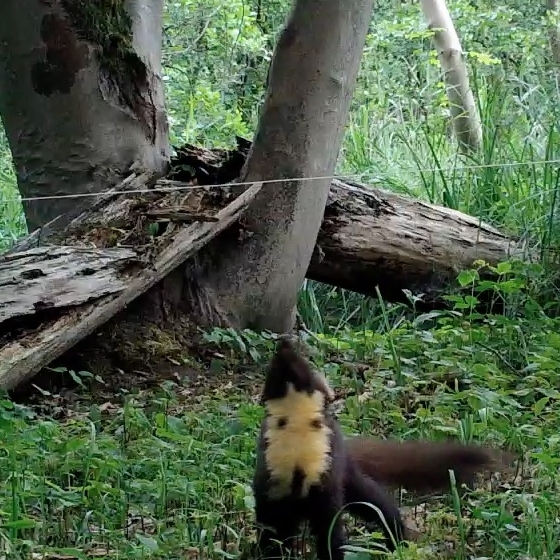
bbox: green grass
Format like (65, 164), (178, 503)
(0, 135), (25, 252)
(1, 263), (559, 560)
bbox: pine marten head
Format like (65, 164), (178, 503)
(261, 336), (335, 404)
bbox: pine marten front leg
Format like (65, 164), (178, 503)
(306, 484), (346, 560)
(253, 421), (302, 558)
(338, 421), (404, 554)
(253, 494), (301, 558)
(343, 457), (404, 548)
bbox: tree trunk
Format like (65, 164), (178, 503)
(546, 0), (560, 70)
(183, 0), (375, 333)
(0, 0), (170, 232)
(420, 0), (482, 154)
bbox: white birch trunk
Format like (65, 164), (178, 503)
(546, 0), (560, 70)
(420, 0), (483, 154)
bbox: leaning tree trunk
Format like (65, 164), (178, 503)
(0, 0), (170, 232)
(420, 0), (482, 155)
(182, 0), (376, 332)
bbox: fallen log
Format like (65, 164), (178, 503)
(0, 172), (263, 390)
(0, 143), (524, 390)
(308, 178), (522, 305)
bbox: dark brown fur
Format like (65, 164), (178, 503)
(346, 438), (512, 494)
(253, 337), (405, 560)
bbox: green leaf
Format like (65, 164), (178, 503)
(457, 269), (479, 287)
(136, 534), (159, 551)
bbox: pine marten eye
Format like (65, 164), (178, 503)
(277, 417), (288, 428)
(310, 418), (323, 429)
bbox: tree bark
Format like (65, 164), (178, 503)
(0, 245), (139, 323)
(0, 0), (170, 232)
(546, 0), (560, 71)
(185, 0), (375, 333)
(309, 179), (520, 305)
(420, 0), (482, 154)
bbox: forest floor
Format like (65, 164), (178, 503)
(2, 276), (560, 560)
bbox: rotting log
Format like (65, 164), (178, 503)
(0, 171), (263, 391)
(0, 144), (525, 390)
(0, 245), (140, 323)
(308, 178), (522, 306)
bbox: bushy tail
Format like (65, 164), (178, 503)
(346, 437), (516, 494)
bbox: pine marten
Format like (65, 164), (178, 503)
(252, 337), (513, 560)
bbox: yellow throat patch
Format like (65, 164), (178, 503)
(263, 383), (332, 499)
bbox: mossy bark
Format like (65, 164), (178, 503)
(0, 0), (169, 232)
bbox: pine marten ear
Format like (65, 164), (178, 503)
(260, 335), (335, 403)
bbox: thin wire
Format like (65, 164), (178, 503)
(1, 156), (560, 204)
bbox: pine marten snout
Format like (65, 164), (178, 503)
(253, 336), (405, 560)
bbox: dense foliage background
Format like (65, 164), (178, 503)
(1, 2), (560, 559)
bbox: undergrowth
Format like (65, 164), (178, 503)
(1, 262), (559, 560)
